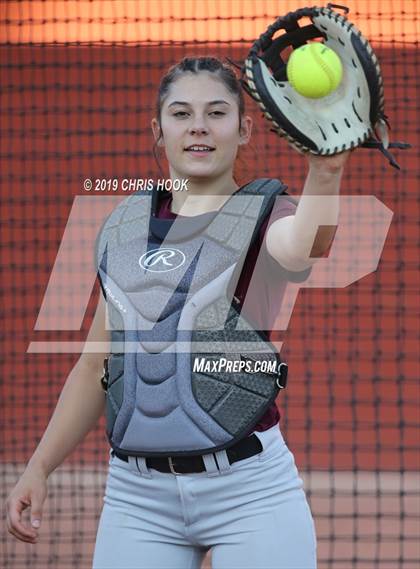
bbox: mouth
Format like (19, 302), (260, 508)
(184, 145), (216, 154)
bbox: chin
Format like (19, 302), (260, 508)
(181, 166), (220, 180)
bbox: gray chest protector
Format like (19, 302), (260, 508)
(96, 178), (289, 457)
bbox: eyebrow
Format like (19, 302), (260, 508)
(167, 100), (231, 108)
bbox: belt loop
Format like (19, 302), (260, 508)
(134, 456), (153, 478)
(202, 453), (220, 477)
(214, 449), (231, 474)
(136, 456), (153, 478)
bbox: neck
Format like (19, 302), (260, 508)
(168, 169), (239, 217)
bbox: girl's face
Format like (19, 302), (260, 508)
(152, 72), (252, 182)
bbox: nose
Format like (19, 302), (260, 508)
(188, 116), (209, 135)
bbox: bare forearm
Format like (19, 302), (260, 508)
(26, 358), (106, 478)
(292, 163), (343, 257)
(266, 152), (351, 269)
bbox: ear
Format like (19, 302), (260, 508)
(151, 118), (164, 146)
(238, 115), (252, 146)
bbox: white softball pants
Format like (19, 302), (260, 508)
(92, 424), (317, 569)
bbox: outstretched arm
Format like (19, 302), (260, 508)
(266, 151), (351, 271)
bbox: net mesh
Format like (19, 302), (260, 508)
(1, 1), (418, 568)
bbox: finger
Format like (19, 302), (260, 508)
(6, 511), (38, 542)
(7, 499), (39, 540)
(7, 526), (38, 544)
(30, 495), (44, 530)
(8, 516), (38, 541)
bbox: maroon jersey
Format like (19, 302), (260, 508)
(157, 187), (311, 434)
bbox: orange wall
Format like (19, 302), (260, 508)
(1, 0), (418, 44)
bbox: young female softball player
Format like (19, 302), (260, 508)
(6, 56), (350, 568)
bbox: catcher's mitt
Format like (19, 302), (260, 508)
(240, 3), (410, 169)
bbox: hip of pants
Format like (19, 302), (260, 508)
(93, 425), (317, 569)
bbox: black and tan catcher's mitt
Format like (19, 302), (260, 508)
(241, 3), (410, 168)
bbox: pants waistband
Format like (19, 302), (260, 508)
(111, 433), (263, 474)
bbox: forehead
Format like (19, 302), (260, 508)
(163, 71), (236, 106)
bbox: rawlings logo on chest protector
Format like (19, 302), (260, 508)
(139, 248), (186, 272)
